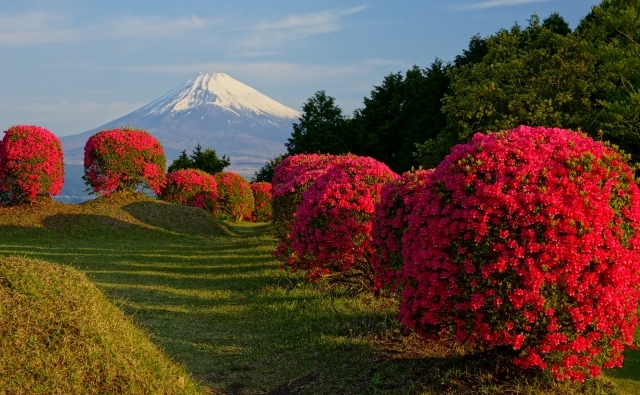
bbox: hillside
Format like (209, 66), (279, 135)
(0, 194), (637, 394)
(0, 255), (202, 395)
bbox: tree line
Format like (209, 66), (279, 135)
(255, 0), (640, 180)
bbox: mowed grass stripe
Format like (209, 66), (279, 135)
(0, 193), (638, 394)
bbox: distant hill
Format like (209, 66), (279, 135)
(57, 73), (299, 202)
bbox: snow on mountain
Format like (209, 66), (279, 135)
(141, 72), (300, 119)
(57, 72), (300, 202)
(60, 72), (300, 170)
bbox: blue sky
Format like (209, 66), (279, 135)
(0, 0), (598, 137)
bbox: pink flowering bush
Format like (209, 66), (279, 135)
(0, 125), (64, 203)
(213, 172), (254, 222)
(371, 169), (432, 293)
(83, 127), (166, 195)
(271, 154), (328, 192)
(400, 126), (640, 381)
(291, 155), (398, 281)
(250, 182), (272, 222)
(159, 169), (218, 213)
(271, 154), (338, 265)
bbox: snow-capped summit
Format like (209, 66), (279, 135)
(141, 72), (300, 119)
(60, 73), (301, 182)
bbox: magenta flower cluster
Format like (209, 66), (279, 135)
(272, 154), (397, 280)
(250, 182), (273, 222)
(213, 172), (254, 222)
(371, 169), (432, 293)
(160, 169), (218, 212)
(0, 125), (64, 203)
(83, 127), (166, 195)
(398, 126), (640, 381)
(272, 154), (340, 265)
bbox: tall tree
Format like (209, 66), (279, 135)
(543, 12), (572, 36)
(353, 71), (406, 170)
(575, 0), (640, 162)
(285, 91), (349, 155)
(416, 14), (595, 168)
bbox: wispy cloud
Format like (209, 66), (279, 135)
(455, 0), (557, 11)
(241, 6), (367, 47)
(0, 11), (209, 45)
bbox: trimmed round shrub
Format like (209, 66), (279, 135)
(371, 169), (432, 293)
(0, 125), (64, 203)
(291, 155), (398, 281)
(271, 153), (327, 192)
(83, 127), (166, 195)
(400, 126), (640, 381)
(213, 172), (254, 222)
(250, 182), (272, 222)
(159, 169), (218, 213)
(271, 154), (338, 265)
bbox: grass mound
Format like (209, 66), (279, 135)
(0, 256), (201, 395)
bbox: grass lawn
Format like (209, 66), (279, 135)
(0, 192), (638, 394)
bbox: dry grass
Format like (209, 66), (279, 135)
(0, 256), (202, 395)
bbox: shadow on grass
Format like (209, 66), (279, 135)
(606, 342), (640, 383)
(123, 201), (230, 236)
(2, 208), (634, 394)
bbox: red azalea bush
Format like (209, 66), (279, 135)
(250, 182), (272, 222)
(271, 153), (327, 192)
(271, 154), (338, 265)
(371, 169), (432, 293)
(291, 155), (398, 281)
(0, 125), (64, 203)
(400, 125), (640, 381)
(83, 127), (166, 195)
(159, 169), (218, 213)
(213, 172), (254, 222)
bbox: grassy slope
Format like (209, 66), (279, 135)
(0, 193), (638, 394)
(0, 256), (201, 395)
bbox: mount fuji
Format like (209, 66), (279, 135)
(60, 72), (299, 173)
(58, 73), (299, 202)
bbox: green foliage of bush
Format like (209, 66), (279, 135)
(213, 172), (254, 222)
(249, 182), (272, 222)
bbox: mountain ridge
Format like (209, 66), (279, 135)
(60, 72), (299, 173)
(57, 72), (299, 202)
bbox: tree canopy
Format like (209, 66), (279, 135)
(168, 144), (230, 174)
(280, 3), (640, 173)
(285, 91), (350, 155)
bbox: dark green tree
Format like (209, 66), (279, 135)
(543, 12), (572, 36)
(575, 0), (640, 162)
(352, 63), (450, 172)
(352, 71), (406, 170)
(167, 150), (191, 173)
(168, 144), (230, 174)
(252, 154), (286, 183)
(416, 14), (595, 168)
(454, 33), (489, 67)
(285, 91), (349, 155)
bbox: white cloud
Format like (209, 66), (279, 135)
(0, 11), (209, 45)
(0, 100), (144, 136)
(455, 0), (557, 10)
(241, 6), (367, 47)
